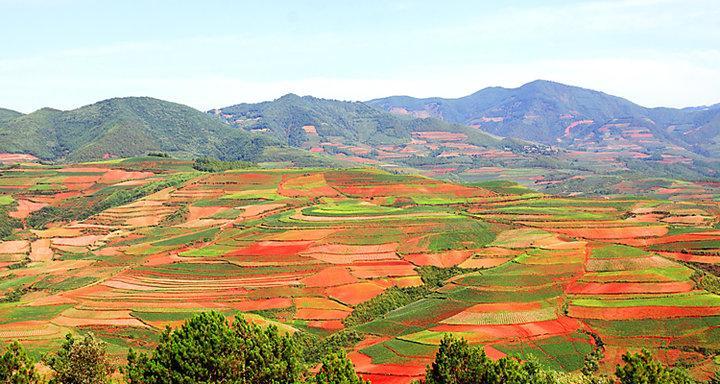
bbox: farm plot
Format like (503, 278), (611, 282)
(2, 161), (720, 381)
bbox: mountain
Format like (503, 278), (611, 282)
(212, 89), (718, 195)
(209, 90), (529, 161)
(211, 93), (503, 149)
(0, 97), (278, 162)
(0, 108), (22, 124)
(367, 80), (720, 158)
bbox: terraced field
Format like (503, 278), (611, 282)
(0, 157), (719, 381)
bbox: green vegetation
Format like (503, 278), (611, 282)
(45, 333), (113, 384)
(0, 195), (13, 205)
(343, 286), (427, 328)
(344, 266), (472, 328)
(158, 205), (188, 226)
(312, 350), (368, 384)
(0, 341), (39, 384)
(192, 157), (253, 172)
(572, 291), (720, 308)
(590, 245), (649, 259)
(32, 276), (99, 293)
(424, 335), (561, 384)
(125, 311), (366, 384)
(218, 93), (500, 148)
(0, 206), (21, 239)
(2, 312), (717, 383)
(303, 199), (405, 217)
(0, 97), (278, 162)
(616, 349), (696, 384)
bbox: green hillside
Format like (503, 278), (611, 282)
(0, 108), (22, 124)
(0, 97), (278, 162)
(213, 94), (502, 148)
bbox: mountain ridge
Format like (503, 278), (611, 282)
(0, 97), (279, 162)
(366, 80), (720, 157)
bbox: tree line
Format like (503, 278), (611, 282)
(1, 311), (718, 384)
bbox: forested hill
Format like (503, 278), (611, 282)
(0, 97), (277, 162)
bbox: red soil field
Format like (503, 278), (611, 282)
(236, 203), (287, 218)
(463, 302), (543, 312)
(554, 226), (668, 239)
(187, 206), (228, 220)
(348, 261), (417, 279)
(657, 251), (720, 264)
(0, 153), (39, 163)
(484, 345), (507, 360)
(306, 320), (344, 331)
(277, 173), (340, 198)
(0, 240), (29, 254)
(226, 241), (314, 257)
(431, 317), (581, 342)
(617, 232), (720, 247)
(62, 175), (103, 184)
(325, 282), (386, 306)
(305, 243), (398, 254)
(29, 239), (53, 261)
(264, 228), (337, 241)
(350, 351), (426, 382)
(360, 374), (421, 384)
(294, 308), (350, 321)
(335, 183), (494, 198)
(404, 250), (473, 268)
(568, 305), (720, 320)
(98, 169), (154, 183)
(566, 281), (694, 295)
(301, 267), (359, 287)
(9, 199), (48, 219)
(232, 298), (293, 312)
(459, 257), (511, 269)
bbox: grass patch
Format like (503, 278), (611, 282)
(591, 244), (651, 259)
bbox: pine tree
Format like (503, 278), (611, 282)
(311, 350), (367, 384)
(0, 341), (40, 384)
(46, 333), (113, 384)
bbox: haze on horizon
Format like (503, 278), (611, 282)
(1, 0), (719, 113)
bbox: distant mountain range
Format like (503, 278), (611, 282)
(367, 80), (720, 158)
(1, 80), (718, 194)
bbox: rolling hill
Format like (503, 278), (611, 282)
(211, 90), (719, 195)
(0, 97), (278, 162)
(367, 80), (720, 158)
(211, 93), (503, 149)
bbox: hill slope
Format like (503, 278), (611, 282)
(0, 108), (22, 124)
(368, 80), (720, 157)
(212, 93), (503, 149)
(0, 97), (278, 162)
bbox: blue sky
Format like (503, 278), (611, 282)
(1, 0), (719, 112)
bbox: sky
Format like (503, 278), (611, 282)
(1, 0), (719, 113)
